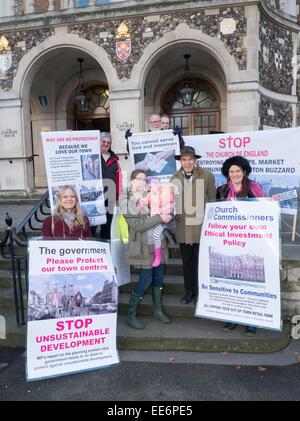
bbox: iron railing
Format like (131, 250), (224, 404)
(0, 191), (50, 326)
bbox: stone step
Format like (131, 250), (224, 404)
(117, 315), (291, 353)
(0, 287), (27, 310)
(0, 310), (291, 353)
(118, 292), (195, 318)
(0, 309), (26, 348)
(0, 269), (26, 289)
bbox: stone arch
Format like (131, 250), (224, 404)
(131, 23), (241, 90)
(13, 32), (118, 96)
(12, 32), (118, 189)
(130, 24), (235, 130)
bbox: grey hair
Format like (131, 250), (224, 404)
(100, 132), (111, 140)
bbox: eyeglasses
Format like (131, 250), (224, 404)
(134, 177), (147, 181)
(150, 120), (160, 123)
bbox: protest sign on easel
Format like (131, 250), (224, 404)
(26, 239), (119, 381)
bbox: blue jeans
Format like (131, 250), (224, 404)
(133, 264), (164, 297)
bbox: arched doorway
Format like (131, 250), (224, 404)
(162, 78), (220, 135)
(74, 84), (110, 131)
(28, 50), (109, 187)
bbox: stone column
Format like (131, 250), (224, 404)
(0, 94), (33, 194)
(227, 85), (260, 132)
(108, 88), (142, 177)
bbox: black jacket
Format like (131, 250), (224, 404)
(101, 151), (122, 202)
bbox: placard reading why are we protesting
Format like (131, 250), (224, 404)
(41, 130), (106, 226)
(195, 200), (281, 331)
(128, 129), (180, 182)
(186, 127), (300, 215)
(26, 239), (119, 381)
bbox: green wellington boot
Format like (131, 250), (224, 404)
(127, 293), (145, 329)
(152, 287), (171, 323)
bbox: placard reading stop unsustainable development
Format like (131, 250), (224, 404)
(195, 200), (281, 331)
(26, 239), (119, 381)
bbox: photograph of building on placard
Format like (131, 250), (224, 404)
(80, 154), (100, 180)
(209, 247), (266, 287)
(28, 273), (118, 321)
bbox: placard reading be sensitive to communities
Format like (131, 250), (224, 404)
(195, 200), (281, 331)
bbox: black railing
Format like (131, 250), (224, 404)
(0, 191), (50, 326)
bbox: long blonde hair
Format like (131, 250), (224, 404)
(53, 186), (86, 230)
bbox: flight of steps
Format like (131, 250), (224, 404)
(1, 198), (298, 352)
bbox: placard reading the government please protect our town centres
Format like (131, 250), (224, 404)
(26, 239), (119, 381)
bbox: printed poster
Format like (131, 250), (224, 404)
(26, 239), (119, 381)
(41, 130), (106, 226)
(195, 200), (281, 331)
(186, 127), (300, 215)
(128, 129), (180, 183)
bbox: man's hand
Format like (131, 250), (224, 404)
(173, 126), (182, 136)
(125, 129), (132, 140)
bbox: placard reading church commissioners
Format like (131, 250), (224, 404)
(128, 129), (180, 182)
(195, 200), (281, 331)
(26, 239), (119, 381)
(41, 130), (106, 226)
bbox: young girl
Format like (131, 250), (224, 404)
(121, 170), (172, 329)
(137, 178), (175, 267)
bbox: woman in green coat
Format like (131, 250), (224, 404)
(120, 170), (171, 329)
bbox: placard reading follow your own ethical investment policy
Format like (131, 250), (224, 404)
(195, 200), (281, 331)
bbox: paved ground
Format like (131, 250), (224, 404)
(0, 343), (300, 402)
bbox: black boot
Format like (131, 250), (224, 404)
(127, 293), (144, 329)
(152, 287), (171, 323)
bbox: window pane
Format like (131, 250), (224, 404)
(194, 115), (201, 126)
(195, 127), (202, 135)
(76, 0), (89, 7)
(174, 117), (181, 127)
(182, 116), (189, 127)
(202, 115), (209, 126)
(210, 115), (216, 125)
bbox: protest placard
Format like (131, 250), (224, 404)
(41, 130), (106, 226)
(195, 200), (281, 331)
(128, 129), (180, 182)
(186, 127), (300, 216)
(26, 239), (119, 381)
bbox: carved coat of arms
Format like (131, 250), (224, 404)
(0, 36), (12, 74)
(115, 22), (131, 62)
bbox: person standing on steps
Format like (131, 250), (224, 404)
(171, 147), (216, 305)
(217, 156), (265, 336)
(120, 170), (172, 330)
(43, 186), (92, 239)
(124, 113), (185, 152)
(91, 132), (122, 240)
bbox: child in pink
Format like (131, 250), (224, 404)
(137, 179), (175, 267)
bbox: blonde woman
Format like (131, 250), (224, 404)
(43, 186), (92, 238)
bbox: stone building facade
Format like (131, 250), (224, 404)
(0, 0), (299, 193)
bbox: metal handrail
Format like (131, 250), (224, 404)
(0, 154), (39, 163)
(0, 190), (50, 325)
